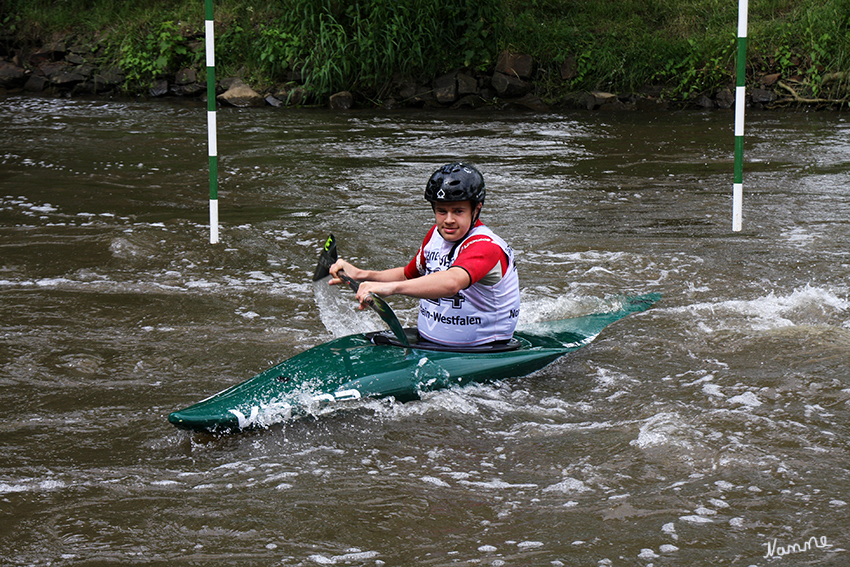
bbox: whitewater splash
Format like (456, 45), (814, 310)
(673, 284), (850, 332)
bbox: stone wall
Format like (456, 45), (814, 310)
(0, 39), (790, 111)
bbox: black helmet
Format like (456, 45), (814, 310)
(424, 163), (485, 206)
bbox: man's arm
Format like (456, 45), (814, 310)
(355, 267), (470, 305)
(329, 260), (407, 284)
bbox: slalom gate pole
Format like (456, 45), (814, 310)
(732, 0), (748, 232)
(205, 0), (219, 244)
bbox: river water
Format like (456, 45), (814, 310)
(1, 95), (848, 566)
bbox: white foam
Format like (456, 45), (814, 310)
(677, 285), (849, 332)
(631, 412), (690, 449)
(308, 550), (379, 564)
(30, 203), (57, 213)
(460, 479), (538, 490)
(728, 392), (762, 407)
(517, 541), (544, 549)
(313, 279), (388, 337)
(422, 476), (450, 487)
(680, 515), (713, 524)
(703, 383), (725, 397)
(517, 293), (625, 327)
(543, 477), (592, 493)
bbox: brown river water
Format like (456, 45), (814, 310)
(1, 95), (849, 566)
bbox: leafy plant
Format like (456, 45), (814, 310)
(118, 20), (198, 87)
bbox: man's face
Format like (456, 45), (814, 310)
(433, 201), (481, 242)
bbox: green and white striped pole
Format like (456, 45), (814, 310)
(732, 0), (748, 232)
(205, 0), (219, 244)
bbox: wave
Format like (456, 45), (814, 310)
(672, 284), (850, 332)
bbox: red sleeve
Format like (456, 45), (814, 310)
(452, 235), (508, 284)
(403, 225), (437, 280)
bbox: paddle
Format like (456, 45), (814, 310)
(312, 234), (411, 347)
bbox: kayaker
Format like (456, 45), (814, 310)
(329, 162), (520, 347)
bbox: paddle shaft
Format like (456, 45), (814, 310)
(336, 270), (365, 296)
(336, 270), (410, 347)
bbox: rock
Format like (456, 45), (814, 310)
(512, 93), (549, 111)
(67, 43), (90, 55)
(565, 91), (619, 110)
(265, 94), (283, 107)
(751, 87), (776, 104)
(479, 87), (496, 101)
(640, 85), (665, 98)
(93, 68), (125, 89)
(274, 85), (307, 106)
(589, 91), (617, 107)
(496, 51), (534, 80)
(433, 72), (458, 104)
(170, 82), (205, 97)
(286, 86), (307, 105)
(28, 49), (62, 66)
(451, 95), (487, 109)
(696, 94), (714, 108)
(457, 72), (478, 96)
(559, 91), (595, 110)
(761, 73), (781, 87)
(149, 79), (169, 97)
(76, 65), (96, 78)
(219, 77), (247, 91)
(398, 82), (417, 101)
(560, 55), (577, 80)
(65, 53), (87, 66)
(328, 90), (354, 109)
(51, 72), (86, 87)
(181, 83), (206, 96)
(37, 61), (71, 80)
(591, 91), (617, 104)
(0, 60), (26, 88)
(598, 97), (630, 111)
(217, 83), (265, 107)
(24, 74), (48, 92)
(635, 97), (669, 111)
(73, 82), (101, 95)
(714, 88), (734, 109)
(381, 97), (400, 110)
(174, 68), (197, 85)
(491, 72), (532, 98)
(411, 86), (437, 106)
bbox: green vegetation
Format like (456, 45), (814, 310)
(3, 0), (849, 104)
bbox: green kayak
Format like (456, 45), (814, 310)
(168, 236), (660, 434)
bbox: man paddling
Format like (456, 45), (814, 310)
(329, 162), (520, 347)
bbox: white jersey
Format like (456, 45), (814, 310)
(406, 224), (520, 346)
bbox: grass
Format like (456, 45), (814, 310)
(3, 0), (849, 103)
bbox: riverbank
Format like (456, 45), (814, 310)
(0, 40), (838, 113)
(1, 0), (848, 111)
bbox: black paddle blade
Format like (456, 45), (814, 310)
(312, 234), (337, 281)
(367, 294), (410, 347)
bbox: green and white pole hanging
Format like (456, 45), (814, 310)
(732, 0), (748, 232)
(205, 0), (219, 244)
